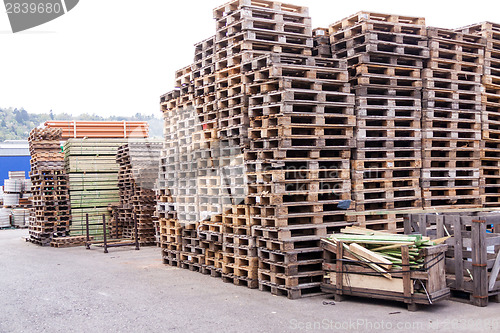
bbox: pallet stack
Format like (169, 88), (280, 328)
(329, 12), (427, 232)
(157, 0), (500, 299)
(28, 128), (71, 246)
(159, 86), (208, 269)
(421, 28), (484, 209)
(157, 0), (357, 299)
(116, 140), (162, 245)
(312, 28), (331, 58)
(64, 139), (126, 239)
(458, 22), (500, 207)
(246, 51), (356, 297)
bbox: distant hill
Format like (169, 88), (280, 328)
(0, 108), (163, 141)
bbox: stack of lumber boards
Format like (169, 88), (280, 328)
(28, 128), (71, 246)
(406, 212), (500, 306)
(321, 226), (449, 311)
(115, 140), (162, 245)
(64, 139), (127, 239)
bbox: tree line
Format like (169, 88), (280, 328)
(0, 107), (163, 141)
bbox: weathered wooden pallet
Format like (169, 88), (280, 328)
(259, 280), (323, 299)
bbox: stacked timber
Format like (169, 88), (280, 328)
(116, 140), (162, 245)
(28, 128), (71, 246)
(421, 28), (484, 209)
(330, 12), (427, 232)
(458, 23), (500, 207)
(64, 139), (126, 239)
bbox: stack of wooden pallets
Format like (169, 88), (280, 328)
(213, 0), (315, 291)
(312, 28), (331, 58)
(27, 128), (71, 246)
(157, 0), (357, 299)
(115, 140), (162, 245)
(458, 22), (500, 207)
(245, 52), (356, 297)
(64, 139), (127, 239)
(156, 1), (500, 299)
(329, 12), (427, 232)
(421, 28), (484, 209)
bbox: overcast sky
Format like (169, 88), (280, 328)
(0, 0), (499, 117)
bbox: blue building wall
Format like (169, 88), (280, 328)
(0, 156), (31, 185)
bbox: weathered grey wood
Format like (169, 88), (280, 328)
(422, 244), (448, 256)
(485, 235), (500, 247)
(418, 215), (427, 236)
(453, 215), (464, 291)
(443, 214), (456, 236)
(404, 215), (412, 234)
(436, 215), (444, 238)
(471, 219), (488, 306)
(489, 251), (500, 291)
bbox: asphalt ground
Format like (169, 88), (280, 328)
(1, 229), (499, 333)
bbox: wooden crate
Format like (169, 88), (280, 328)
(320, 239), (449, 311)
(405, 213), (500, 306)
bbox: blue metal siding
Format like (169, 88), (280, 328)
(0, 156), (31, 185)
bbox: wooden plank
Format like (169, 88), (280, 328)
(436, 215), (444, 238)
(346, 208), (500, 216)
(418, 215), (427, 236)
(471, 218), (488, 306)
(329, 272), (407, 294)
(404, 215), (412, 234)
(452, 215), (464, 290)
(489, 251), (500, 291)
(348, 243), (393, 270)
(402, 246), (412, 304)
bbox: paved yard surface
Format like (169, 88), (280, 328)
(1, 229), (499, 332)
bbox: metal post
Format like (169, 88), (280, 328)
(102, 214), (108, 254)
(85, 213), (90, 250)
(134, 213), (140, 251)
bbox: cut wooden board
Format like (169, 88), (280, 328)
(349, 243), (393, 270)
(329, 272), (413, 294)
